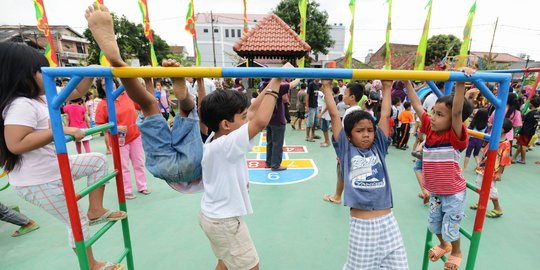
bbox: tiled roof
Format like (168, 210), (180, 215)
(233, 14), (311, 59)
(368, 43), (418, 70)
(471, 52), (525, 63)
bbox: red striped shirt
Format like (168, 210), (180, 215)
(420, 112), (468, 195)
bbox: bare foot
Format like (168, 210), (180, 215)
(87, 208), (126, 221)
(85, 3), (125, 67)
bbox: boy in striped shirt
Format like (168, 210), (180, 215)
(404, 69), (474, 270)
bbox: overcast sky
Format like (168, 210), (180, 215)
(2, 0), (540, 63)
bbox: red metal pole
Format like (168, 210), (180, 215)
(57, 153), (85, 241)
(109, 134), (126, 203)
(473, 150), (497, 232)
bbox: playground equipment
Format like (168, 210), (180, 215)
(0, 170), (9, 192)
(42, 66), (510, 270)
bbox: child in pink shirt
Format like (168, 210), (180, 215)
(63, 98), (92, 154)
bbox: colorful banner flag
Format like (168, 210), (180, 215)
(297, 0), (307, 68)
(344, 0), (356, 69)
(94, 0), (110, 66)
(33, 0), (59, 67)
(457, 0), (476, 68)
(243, 0), (248, 35)
(185, 0), (201, 66)
(138, 0), (159, 66)
(414, 0), (433, 70)
(384, 0), (392, 70)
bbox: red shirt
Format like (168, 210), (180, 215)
(95, 92), (141, 145)
(420, 112), (468, 195)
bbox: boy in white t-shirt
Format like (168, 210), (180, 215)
(198, 75), (286, 270)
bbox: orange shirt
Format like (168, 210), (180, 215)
(398, 110), (414, 124)
(95, 92), (141, 145)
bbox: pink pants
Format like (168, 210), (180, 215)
(120, 135), (148, 194)
(75, 140), (91, 154)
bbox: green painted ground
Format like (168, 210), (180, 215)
(1, 129), (539, 269)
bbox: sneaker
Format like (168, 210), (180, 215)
(125, 193), (137, 200)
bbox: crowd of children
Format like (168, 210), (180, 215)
(1, 3), (540, 270)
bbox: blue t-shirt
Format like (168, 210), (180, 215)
(332, 127), (393, 210)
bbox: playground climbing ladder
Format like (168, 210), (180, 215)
(42, 66), (511, 270)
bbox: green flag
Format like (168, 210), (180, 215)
(384, 0), (392, 70)
(344, 0), (356, 69)
(457, 0), (477, 68)
(297, 0), (307, 67)
(414, 0), (433, 70)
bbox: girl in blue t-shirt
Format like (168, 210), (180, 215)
(321, 79), (409, 269)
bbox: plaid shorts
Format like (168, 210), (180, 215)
(344, 212), (409, 270)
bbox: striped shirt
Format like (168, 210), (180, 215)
(421, 112), (468, 195)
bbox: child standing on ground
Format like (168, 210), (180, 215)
(404, 71), (474, 270)
(291, 83), (307, 130)
(63, 98), (92, 154)
(323, 83), (365, 204)
(396, 101), (414, 150)
(512, 97), (540, 164)
(0, 42), (126, 270)
(322, 79), (408, 269)
(470, 119), (513, 218)
(463, 108), (489, 170)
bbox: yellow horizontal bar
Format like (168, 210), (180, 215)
(352, 70), (450, 81)
(111, 67), (222, 78)
(467, 129), (488, 140)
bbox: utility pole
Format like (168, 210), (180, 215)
(487, 17), (499, 69)
(210, 11), (217, 67)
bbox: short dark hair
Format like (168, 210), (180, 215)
(391, 96), (401, 105)
(347, 82), (365, 102)
(332, 86), (340, 95)
(530, 97), (540, 108)
(343, 110), (376, 139)
(435, 95), (473, 121)
(200, 90), (249, 133)
(502, 118), (513, 134)
(403, 101), (411, 109)
(300, 83), (307, 89)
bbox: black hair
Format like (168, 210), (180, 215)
(332, 86), (340, 95)
(154, 78), (163, 88)
(403, 101), (411, 109)
(505, 93), (519, 119)
(530, 97), (540, 108)
(200, 89), (249, 133)
(435, 95), (473, 121)
(469, 108), (488, 131)
(391, 96), (401, 106)
(343, 110), (376, 140)
(338, 94), (343, 102)
(95, 78), (120, 98)
(251, 92), (258, 99)
(435, 81), (445, 90)
(0, 42), (50, 172)
(300, 83), (307, 89)
(70, 97), (84, 104)
(346, 82), (365, 102)
(502, 118), (513, 134)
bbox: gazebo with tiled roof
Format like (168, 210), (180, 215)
(233, 14), (311, 66)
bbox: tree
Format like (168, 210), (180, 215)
(165, 53), (192, 67)
(273, 0), (334, 66)
(425, 34), (461, 66)
(481, 53), (510, 70)
(83, 13), (169, 66)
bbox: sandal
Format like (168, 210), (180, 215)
(320, 142), (329, 147)
(470, 203), (478, 210)
(445, 255), (462, 270)
(428, 245), (452, 262)
(99, 262), (124, 270)
(138, 189), (151, 195)
(11, 222), (40, 237)
(486, 209), (503, 218)
(89, 210), (127, 226)
(305, 137), (315, 142)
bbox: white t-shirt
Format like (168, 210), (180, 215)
(201, 123), (254, 219)
(3, 97), (61, 187)
(187, 78), (217, 98)
(319, 93), (331, 120)
(343, 105), (361, 125)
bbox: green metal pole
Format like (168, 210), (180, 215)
(465, 231), (482, 270)
(119, 201), (135, 269)
(74, 241), (90, 270)
(422, 228), (433, 270)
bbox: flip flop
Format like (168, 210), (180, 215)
(428, 245), (452, 262)
(486, 209), (503, 218)
(89, 210), (127, 226)
(470, 203), (478, 210)
(99, 262), (124, 270)
(11, 222), (40, 237)
(444, 255), (462, 270)
(323, 194), (341, 204)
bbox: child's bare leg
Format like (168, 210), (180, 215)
(462, 157), (470, 170)
(298, 118), (303, 129)
(492, 199), (502, 212)
(445, 239), (462, 270)
(520, 146), (527, 162)
(85, 4), (159, 117)
(215, 260), (227, 270)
